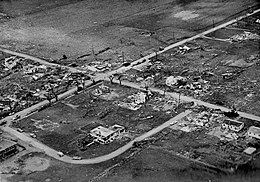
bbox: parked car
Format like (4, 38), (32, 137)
(57, 151), (64, 157)
(29, 133), (37, 138)
(121, 62), (131, 67)
(17, 128), (24, 133)
(0, 120), (7, 126)
(13, 115), (21, 120)
(72, 156), (82, 160)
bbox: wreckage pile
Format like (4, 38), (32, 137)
(230, 31), (260, 42)
(92, 84), (111, 96)
(151, 95), (179, 112)
(170, 109), (223, 133)
(118, 91), (152, 111)
(165, 75), (210, 97)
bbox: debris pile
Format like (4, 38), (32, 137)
(177, 45), (191, 54)
(3, 56), (22, 70)
(166, 76), (187, 86)
(140, 76), (154, 88)
(92, 85), (111, 96)
(166, 74), (210, 97)
(230, 31), (260, 42)
(170, 109), (223, 132)
(128, 92), (147, 104)
(118, 91), (151, 110)
(151, 95), (178, 112)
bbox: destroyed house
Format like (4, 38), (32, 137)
(3, 57), (21, 70)
(0, 100), (12, 106)
(124, 68), (141, 81)
(0, 139), (18, 161)
(221, 119), (244, 132)
(90, 125), (125, 144)
(247, 126), (260, 139)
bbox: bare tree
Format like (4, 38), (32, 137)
(50, 84), (58, 102)
(109, 75), (114, 84)
(177, 92), (181, 109)
(90, 77), (96, 84)
(44, 92), (52, 105)
(163, 86), (167, 96)
(82, 78), (85, 88)
(118, 74), (123, 85)
(144, 84), (149, 91)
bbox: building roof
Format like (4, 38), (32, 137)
(90, 126), (115, 138)
(248, 126), (260, 134)
(111, 124), (125, 131)
(243, 147), (256, 155)
(0, 139), (17, 152)
(223, 119), (243, 127)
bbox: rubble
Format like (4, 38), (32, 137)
(151, 95), (179, 112)
(140, 76), (154, 88)
(177, 45), (191, 54)
(118, 91), (151, 110)
(223, 55), (259, 68)
(92, 84), (111, 96)
(230, 31), (260, 42)
(3, 56), (22, 70)
(166, 76), (187, 86)
(118, 102), (142, 111)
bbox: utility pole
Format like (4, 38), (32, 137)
(177, 92), (181, 109)
(172, 31), (175, 42)
(122, 52), (125, 62)
(212, 20), (216, 37)
(91, 45), (96, 61)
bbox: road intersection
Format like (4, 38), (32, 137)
(1, 8), (260, 164)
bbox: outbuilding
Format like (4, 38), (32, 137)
(0, 139), (18, 161)
(247, 126), (260, 139)
(221, 119), (244, 132)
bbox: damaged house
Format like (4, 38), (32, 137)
(221, 119), (244, 132)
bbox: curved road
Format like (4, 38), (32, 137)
(2, 110), (191, 164)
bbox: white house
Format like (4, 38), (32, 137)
(90, 125), (125, 144)
(247, 126), (260, 139)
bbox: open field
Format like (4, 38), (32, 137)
(103, 146), (260, 182)
(0, 0), (257, 61)
(4, 151), (127, 182)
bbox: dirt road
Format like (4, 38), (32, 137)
(105, 8), (260, 77)
(0, 48), (80, 73)
(112, 79), (260, 122)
